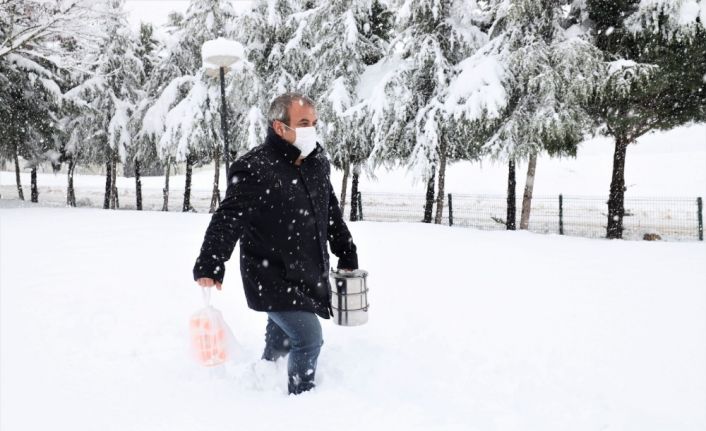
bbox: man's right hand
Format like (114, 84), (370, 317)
(197, 278), (222, 290)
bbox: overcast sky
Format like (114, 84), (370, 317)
(124, 1), (253, 30)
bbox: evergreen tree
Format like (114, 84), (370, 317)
(232, 0), (308, 155)
(132, 12), (192, 211)
(0, 57), (61, 201)
(478, 0), (603, 230)
(136, 22), (159, 79)
(0, 2), (65, 203)
(304, 0), (392, 211)
(581, 0), (706, 238)
(126, 22), (162, 210)
(0, 0), (101, 60)
(241, 0), (311, 96)
(64, 0), (143, 210)
(135, 0), (238, 212)
(58, 32), (103, 207)
(126, 21), (161, 179)
(373, 0), (487, 223)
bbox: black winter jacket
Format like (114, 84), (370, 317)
(192, 128), (358, 319)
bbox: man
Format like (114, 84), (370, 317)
(193, 92), (359, 395)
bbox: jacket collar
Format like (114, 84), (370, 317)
(265, 126), (323, 164)
(266, 126), (301, 164)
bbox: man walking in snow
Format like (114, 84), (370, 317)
(193, 92), (358, 395)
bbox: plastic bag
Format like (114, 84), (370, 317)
(189, 288), (234, 367)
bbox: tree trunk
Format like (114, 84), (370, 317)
(519, 153), (538, 230)
(506, 159), (516, 230)
(340, 161), (350, 214)
(606, 136), (629, 239)
(30, 167), (38, 203)
(349, 165), (360, 221)
(110, 152), (119, 209)
(13, 143), (24, 200)
(183, 154), (193, 212)
(67, 158), (76, 207)
(210, 148), (221, 213)
(434, 145), (448, 224)
(135, 159), (142, 211)
(103, 155), (111, 209)
(423, 165), (436, 223)
(162, 156), (171, 212)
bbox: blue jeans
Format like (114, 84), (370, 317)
(262, 311), (323, 395)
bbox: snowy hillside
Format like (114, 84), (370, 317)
(1, 207), (704, 430)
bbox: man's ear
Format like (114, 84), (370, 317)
(272, 121), (283, 137)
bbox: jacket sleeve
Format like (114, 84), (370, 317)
(327, 182), (358, 270)
(193, 161), (263, 284)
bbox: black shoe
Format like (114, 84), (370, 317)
(288, 375), (315, 395)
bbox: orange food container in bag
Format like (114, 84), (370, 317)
(190, 288), (230, 367)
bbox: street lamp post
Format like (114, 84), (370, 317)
(202, 37), (244, 177)
(218, 65), (230, 173)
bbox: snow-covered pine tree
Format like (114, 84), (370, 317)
(133, 13), (190, 211)
(126, 22), (162, 210)
(345, 0), (394, 219)
(0, 2), (65, 202)
(136, 22), (159, 80)
(475, 0), (602, 230)
(580, 0), (705, 238)
(61, 88), (103, 207)
(173, 0), (238, 212)
(232, 0), (311, 158)
(137, 75), (196, 209)
(55, 34), (99, 207)
(64, 0), (143, 210)
(304, 0), (392, 213)
(373, 0), (486, 223)
(160, 75), (222, 212)
(136, 0), (238, 212)
(244, 0), (313, 97)
(0, 55), (61, 202)
(0, 0), (102, 60)
(126, 22), (161, 190)
(38, 0), (124, 207)
(51, 34), (86, 207)
(222, 0), (286, 158)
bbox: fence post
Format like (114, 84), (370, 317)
(559, 194), (564, 235)
(698, 197), (703, 241)
(448, 193), (453, 226)
(357, 192), (363, 221)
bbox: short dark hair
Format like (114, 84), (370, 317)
(267, 92), (316, 126)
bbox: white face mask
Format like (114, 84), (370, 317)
(283, 124), (318, 158)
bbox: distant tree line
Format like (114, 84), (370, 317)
(0, 0), (703, 238)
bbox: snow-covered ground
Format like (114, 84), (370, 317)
(1, 207), (705, 430)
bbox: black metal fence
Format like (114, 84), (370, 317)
(355, 192), (704, 241)
(3, 181), (703, 241)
